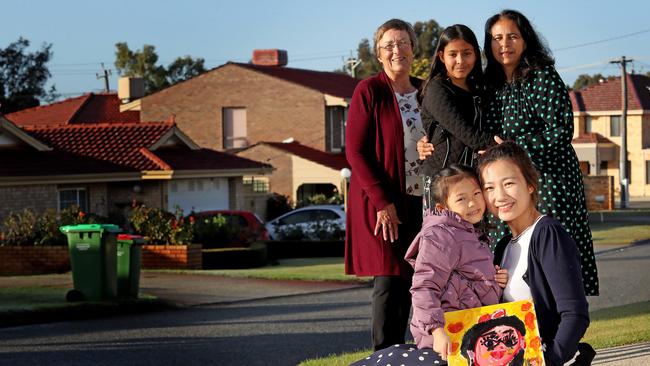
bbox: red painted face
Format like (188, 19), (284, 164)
(473, 325), (524, 366)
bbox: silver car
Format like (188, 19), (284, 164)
(265, 205), (346, 241)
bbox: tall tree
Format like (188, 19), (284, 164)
(0, 38), (57, 114)
(114, 43), (205, 94)
(572, 73), (606, 90)
(413, 19), (442, 60)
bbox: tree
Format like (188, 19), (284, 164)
(413, 19), (442, 60)
(572, 73), (605, 90)
(0, 38), (57, 114)
(114, 43), (206, 94)
(343, 19), (442, 80)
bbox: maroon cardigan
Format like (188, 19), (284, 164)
(345, 71), (421, 276)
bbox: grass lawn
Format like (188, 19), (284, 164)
(0, 286), (69, 311)
(298, 301), (650, 366)
(154, 257), (371, 283)
(590, 223), (650, 245)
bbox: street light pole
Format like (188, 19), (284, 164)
(340, 168), (351, 212)
(611, 56), (633, 208)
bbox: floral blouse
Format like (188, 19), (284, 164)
(395, 90), (425, 196)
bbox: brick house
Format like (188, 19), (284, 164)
(236, 140), (350, 205)
(0, 94), (272, 224)
(570, 74), (650, 198)
(130, 56), (359, 202)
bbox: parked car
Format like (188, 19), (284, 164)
(265, 205), (345, 241)
(191, 210), (269, 248)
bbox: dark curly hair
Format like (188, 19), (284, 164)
(483, 9), (554, 86)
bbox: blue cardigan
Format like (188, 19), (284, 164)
(494, 216), (590, 366)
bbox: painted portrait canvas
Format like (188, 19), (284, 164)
(443, 299), (545, 366)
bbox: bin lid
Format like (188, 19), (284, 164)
(117, 234), (147, 244)
(60, 224), (122, 234)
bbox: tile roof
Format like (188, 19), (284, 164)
(571, 132), (614, 144)
(570, 74), (650, 112)
(251, 141), (349, 171)
(5, 93), (140, 127)
(25, 122), (173, 171)
(20, 122), (271, 175)
(230, 62), (359, 99)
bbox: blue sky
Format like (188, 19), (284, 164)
(3, 0), (649, 99)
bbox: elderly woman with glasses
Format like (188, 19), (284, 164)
(345, 18), (425, 350)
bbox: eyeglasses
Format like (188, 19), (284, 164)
(379, 40), (411, 52)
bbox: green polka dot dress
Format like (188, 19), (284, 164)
(485, 66), (599, 296)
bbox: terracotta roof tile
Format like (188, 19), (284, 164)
(252, 141), (349, 170)
(570, 74), (650, 112)
(25, 122), (174, 171)
(572, 132), (614, 144)
(231, 62), (359, 99)
(5, 93), (140, 127)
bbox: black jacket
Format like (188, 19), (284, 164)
(419, 78), (495, 176)
(494, 216), (590, 366)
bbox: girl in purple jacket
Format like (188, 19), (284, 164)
(351, 165), (506, 366)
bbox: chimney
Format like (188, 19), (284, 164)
(252, 49), (288, 66)
(118, 77), (145, 103)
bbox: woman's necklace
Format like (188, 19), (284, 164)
(510, 214), (544, 243)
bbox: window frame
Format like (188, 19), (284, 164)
(610, 115), (621, 137)
(58, 187), (88, 212)
(325, 106), (347, 152)
(222, 107), (248, 149)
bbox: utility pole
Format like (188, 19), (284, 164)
(96, 63), (112, 92)
(610, 56), (633, 208)
(345, 57), (361, 78)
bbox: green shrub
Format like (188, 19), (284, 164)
(191, 214), (240, 248)
(0, 206), (107, 246)
(129, 205), (193, 245)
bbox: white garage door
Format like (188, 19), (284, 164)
(167, 178), (229, 213)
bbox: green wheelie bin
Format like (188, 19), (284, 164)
(116, 234), (146, 299)
(60, 224), (121, 301)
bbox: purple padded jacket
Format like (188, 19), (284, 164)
(405, 210), (502, 349)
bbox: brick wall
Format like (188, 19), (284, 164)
(0, 246), (70, 275)
(583, 175), (614, 211)
(141, 244), (202, 269)
(236, 144), (293, 200)
(140, 64), (326, 151)
(0, 185), (57, 224)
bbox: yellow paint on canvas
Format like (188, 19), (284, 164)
(443, 299), (545, 366)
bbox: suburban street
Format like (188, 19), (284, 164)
(1, 243), (649, 365)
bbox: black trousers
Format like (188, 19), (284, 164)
(371, 275), (413, 350)
(371, 194), (422, 351)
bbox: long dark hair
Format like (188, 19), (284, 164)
(418, 24), (483, 104)
(483, 9), (554, 86)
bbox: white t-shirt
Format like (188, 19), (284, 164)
(395, 90), (425, 196)
(501, 215), (546, 302)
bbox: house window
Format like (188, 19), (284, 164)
(243, 176), (269, 193)
(59, 188), (88, 212)
(223, 107), (248, 148)
(326, 106), (347, 152)
(610, 115), (621, 137)
(585, 116), (592, 133)
(599, 161), (608, 175)
(646, 161), (650, 184)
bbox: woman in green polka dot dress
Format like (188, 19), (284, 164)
(482, 9), (599, 295)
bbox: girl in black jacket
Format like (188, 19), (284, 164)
(417, 24), (500, 210)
